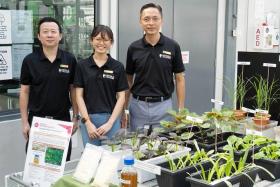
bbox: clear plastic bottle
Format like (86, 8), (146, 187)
(120, 156), (137, 187)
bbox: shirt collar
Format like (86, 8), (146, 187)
(88, 53), (113, 68)
(39, 47), (62, 61)
(142, 32), (165, 47)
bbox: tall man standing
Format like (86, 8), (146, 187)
(19, 17), (78, 161)
(123, 3), (185, 131)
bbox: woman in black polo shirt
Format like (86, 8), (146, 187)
(74, 25), (128, 146)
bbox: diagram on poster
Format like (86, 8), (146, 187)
(0, 10), (12, 44)
(23, 117), (73, 187)
(0, 46), (12, 80)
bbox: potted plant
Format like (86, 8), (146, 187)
(155, 140), (213, 187)
(251, 76), (280, 125)
(186, 138), (274, 187)
(202, 108), (236, 152)
(221, 134), (273, 163)
(132, 131), (191, 183)
(224, 75), (250, 121)
(253, 143), (280, 181)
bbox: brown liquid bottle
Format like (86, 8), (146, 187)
(120, 156), (137, 187)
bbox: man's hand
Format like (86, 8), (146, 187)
(22, 122), (30, 140)
(97, 122), (113, 136)
(86, 122), (100, 139)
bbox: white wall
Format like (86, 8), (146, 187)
(237, 0), (280, 52)
(99, 0), (118, 59)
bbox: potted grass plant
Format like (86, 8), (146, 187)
(251, 76), (280, 126)
(224, 75), (251, 121)
(155, 140), (213, 187)
(186, 138), (274, 187)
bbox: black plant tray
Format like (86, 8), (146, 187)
(186, 132), (243, 151)
(255, 158), (280, 181)
(156, 159), (212, 187)
(158, 126), (203, 138)
(185, 167), (260, 187)
(218, 144), (261, 163)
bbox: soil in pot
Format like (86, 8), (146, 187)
(233, 110), (247, 121)
(253, 113), (271, 126)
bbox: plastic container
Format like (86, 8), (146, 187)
(120, 156), (137, 187)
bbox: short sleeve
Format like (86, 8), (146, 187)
(172, 42), (185, 73)
(116, 65), (129, 92)
(125, 46), (134, 75)
(73, 62), (84, 88)
(69, 54), (77, 84)
(20, 56), (32, 85)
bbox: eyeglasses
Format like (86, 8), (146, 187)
(93, 37), (111, 43)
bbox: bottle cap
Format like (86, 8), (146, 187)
(124, 155), (134, 165)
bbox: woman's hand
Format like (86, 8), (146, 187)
(86, 122), (100, 139)
(97, 122), (113, 136)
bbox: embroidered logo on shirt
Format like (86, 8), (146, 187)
(103, 73), (114, 80)
(60, 64), (69, 68)
(159, 50), (172, 59)
(159, 54), (171, 59)
(59, 68), (70, 73)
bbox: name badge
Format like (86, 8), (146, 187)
(104, 70), (113, 74)
(58, 68), (70, 73)
(60, 64), (69, 68)
(159, 54), (171, 59)
(103, 74), (114, 80)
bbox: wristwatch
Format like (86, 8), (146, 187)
(81, 117), (89, 124)
(73, 114), (81, 120)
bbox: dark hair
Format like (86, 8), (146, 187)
(90, 24), (114, 43)
(38, 17), (62, 34)
(140, 3), (162, 17)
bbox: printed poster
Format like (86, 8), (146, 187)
(0, 46), (12, 80)
(181, 51), (189, 64)
(23, 117), (73, 187)
(0, 10), (12, 44)
(11, 10), (33, 44)
(12, 44), (32, 79)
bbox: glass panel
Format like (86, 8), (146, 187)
(0, 0), (95, 113)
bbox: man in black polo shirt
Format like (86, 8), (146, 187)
(19, 17), (78, 161)
(123, 3), (185, 131)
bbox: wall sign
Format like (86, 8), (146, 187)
(0, 46), (12, 80)
(0, 10), (12, 44)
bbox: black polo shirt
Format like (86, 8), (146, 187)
(126, 33), (185, 97)
(74, 54), (128, 114)
(20, 47), (77, 117)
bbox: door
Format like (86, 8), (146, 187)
(118, 0), (218, 114)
